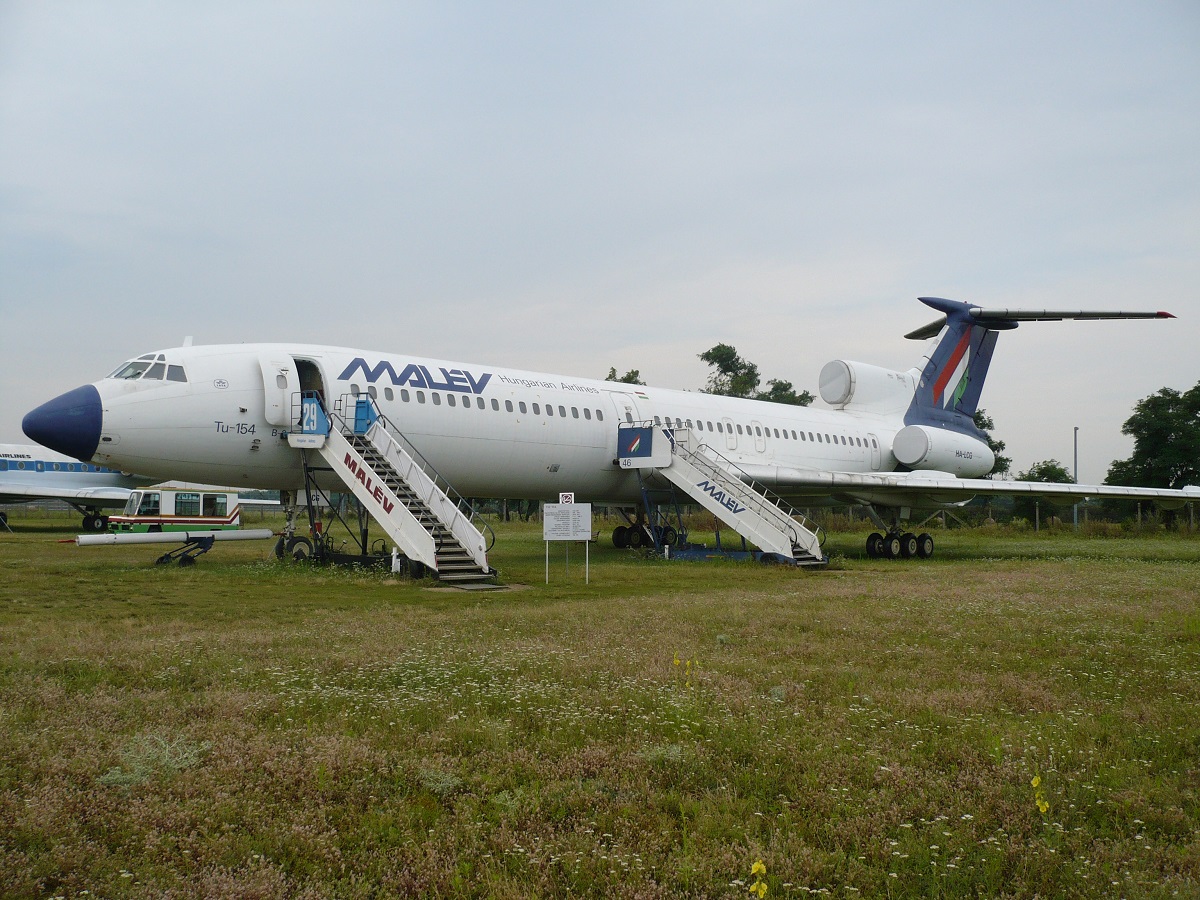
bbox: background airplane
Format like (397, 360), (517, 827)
(0, 443), (152, 531)
(19, 298), (1199, 570)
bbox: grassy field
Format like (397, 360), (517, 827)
(1, 512), (1198, 898)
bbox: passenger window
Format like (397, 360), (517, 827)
(736, 424), (743, 435)
(533, 403), (541, 415)
(584, 408), (592, 420)
(447, 394), (456, 407)
(505, 400), (514, 412)
(817, 434), (823, 443)
(558, 405), (566, 417)
(596, 410), (604, 422)
(417, 391), (426, 404)
(519, 402), (527, 414)
(432, 393), (441, 406)
(572, 407), (579, 418)
(368, 386), (378, 399)
(477, 397), (485, 409)
(384, 387), (394, 401)
(491, 399), (500, 410)
(654, 416), (661, 426)
(401, 389), (410, 402)
(755, 426), (762, 436)
(546, 405), (554, 417)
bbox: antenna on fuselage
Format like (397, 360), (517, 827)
(183, 336), (194, 347)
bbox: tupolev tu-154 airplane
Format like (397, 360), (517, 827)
(21, 297), (1200, 573)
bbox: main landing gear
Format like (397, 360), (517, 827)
(866, 530), (935, 560)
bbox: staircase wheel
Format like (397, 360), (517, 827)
(900, 532), (918, 558)
(661, 525), (677, 547)
(612, 525), (629, 548)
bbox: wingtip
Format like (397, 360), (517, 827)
(1158, 311), (1177, 319)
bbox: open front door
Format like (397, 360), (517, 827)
(259, 355), (302, 427)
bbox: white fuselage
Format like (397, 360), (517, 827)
(81, 343), (926, 502)
(0, 443), (147, 503)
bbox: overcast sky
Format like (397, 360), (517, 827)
(1, 2), (1196, 484)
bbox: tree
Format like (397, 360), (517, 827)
(1012, 458), (1075, 524)
(605, 367), (646, 386)
(756, 378), (814, 407)
(698, 344), (812, 406)
(973, 409), (1011, 478)
(1106, 382), (1200, 490)
(698, 344), (760, 398)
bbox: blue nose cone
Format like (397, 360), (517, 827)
(23, 384), (103, 461)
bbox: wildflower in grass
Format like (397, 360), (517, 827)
(749, 859), (768, 897)
(1031, 774), (1049, 815)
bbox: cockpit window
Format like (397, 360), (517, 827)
(109, 361), (152, 379)
(107, 354), (187, 382)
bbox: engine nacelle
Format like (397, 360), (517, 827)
(819, 360), (915, 414)
(892, 424), (994, 478)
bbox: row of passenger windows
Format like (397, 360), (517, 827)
(349, 384), (606, 422)
(654, 415), (878, 450)
(0, 461), (111, 472)
(345, 382), (876, 449)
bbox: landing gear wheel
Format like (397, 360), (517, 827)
(916, 533), (935, 559)
(613, 525), (629, 549)
(900, 532), (918, 558)
(866, 532), (885, 558)
(625, 526), (646, 549)
(285, 535), (313, 561)
(883, 534), (902, 559)
(83, 514), (107, 532)
(273, 536), (287, 559)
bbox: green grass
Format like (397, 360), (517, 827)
(1, 512), (1198, 898)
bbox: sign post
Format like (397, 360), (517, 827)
(543, 496), (592, 584)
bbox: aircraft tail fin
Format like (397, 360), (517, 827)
(905, 297), (1174, 428)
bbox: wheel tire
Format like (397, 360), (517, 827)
(916, 533), (935, 559)
(883, 534), (902, 559)
(661, 526), (677, 547)
(273, 536), (287, 559)
(613, 525), (629, 548)
(84, 515), (106, 532)
(866, 532), (884, 558)
(900, 532), (918, 558)
(286, 535), (313, 561)
(626, 526), (645, 549)
(178, 556), (196, 567)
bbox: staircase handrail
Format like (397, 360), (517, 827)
(329, 395), (497, 553)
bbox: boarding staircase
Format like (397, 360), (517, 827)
(289, 393), (494, 583)
(619, 423), (825, 566)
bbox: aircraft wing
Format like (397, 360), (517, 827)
(0, 483), (134, 508)
(742, 465), (1200, 511)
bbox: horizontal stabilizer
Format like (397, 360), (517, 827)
(906, 297), (1175, 340)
